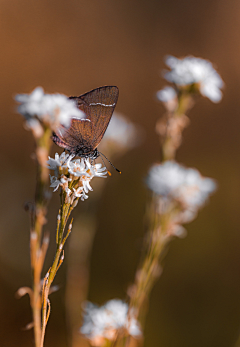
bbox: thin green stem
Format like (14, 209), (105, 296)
(40, 193), (75, 347)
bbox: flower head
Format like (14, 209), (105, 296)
(48, 154), (107, 204)
(156, 86), (177, 103)
(80, 299), (141, 345)
(15, 87), (85, 135)
(156, 86), (178, 112)
(164, 56), (224, 102)
(47, 152), (73, 176)
(99, 112), (143, 154)
(146, 161), (216, 223)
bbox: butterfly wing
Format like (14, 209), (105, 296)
(52, 119), (93, 154)
(53, 86), (119, 155)
(70, 85), (119, 149)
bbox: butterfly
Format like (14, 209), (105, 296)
(52, 86), (119, 160)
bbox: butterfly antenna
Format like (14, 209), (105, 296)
(62, 150), (75, 165)
(99, 152), (121, 174)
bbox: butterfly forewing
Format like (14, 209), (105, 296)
(53, 86), (119, 157)
(70, 86), (119, 150)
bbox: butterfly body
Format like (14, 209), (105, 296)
(52, 86), (119, 159)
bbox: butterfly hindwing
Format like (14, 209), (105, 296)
(52, 119), (93, 153)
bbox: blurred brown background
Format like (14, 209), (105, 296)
(1, 0), (240, 346)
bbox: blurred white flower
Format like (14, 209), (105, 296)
(15, 87), (85, 133)
(81, 299), (141, 345)
(104, 300), (141, 337)
(100, 112), (143, 153)
(48, 154), (107, 203)
(156, 86), (177, 103)
(164, 56), (224, 102)
(146, 161), (216, 212)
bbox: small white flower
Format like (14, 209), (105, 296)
(93, 163), (108, 176)
(47, 152), (72, 174)
(70, 186), (88, 204)
(100, 112), (142, 151)
(81, 177), (93, 194)
(156, 86), (177, 103)
(68, 158), (89, 178)
(16, 87), (45, 116)
(49, 175), (61, 192)
(81, 299), (141, 343)
(60, 176), (72, 191)
(50, 174), (72, 193)
(104, 300), (141, 337)
(164, 56), (224, 102)
(80, 190), (89, 201)
(15, 87), (85, 131)
(146, 161), (216, 211)
(72, 187), (84, 198)
(85, 158), (108, 178)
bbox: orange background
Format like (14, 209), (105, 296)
(1, 1), (240, 346)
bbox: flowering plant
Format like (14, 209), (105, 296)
(15, 87), (108, 347)
(127, 56), (222, 335)
(15, 55), (224, 347)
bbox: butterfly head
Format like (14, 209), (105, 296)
(74, 147), (99, 160)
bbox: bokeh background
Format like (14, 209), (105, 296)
(1, 0), (240, 346)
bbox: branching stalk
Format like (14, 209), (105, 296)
(40, 192), (74, 347)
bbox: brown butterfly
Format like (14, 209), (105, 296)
(52, 86), (119, 159)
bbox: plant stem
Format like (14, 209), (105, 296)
(161, 92), (193, 162)
(65, 178), (107, 347)
(129, 204), (172, 324)
(31, 127), (52, 347)
(40, 197), (73, 347)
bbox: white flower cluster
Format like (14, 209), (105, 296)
(156, 86), (177, 103)
(163, 55), (224, 103)
(15, 87), (85, 136)
(81, 299), (141, 346)
(146, 161), (216, 226)
(100, 112), (142, 152)
(47, 152), (107, 204)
